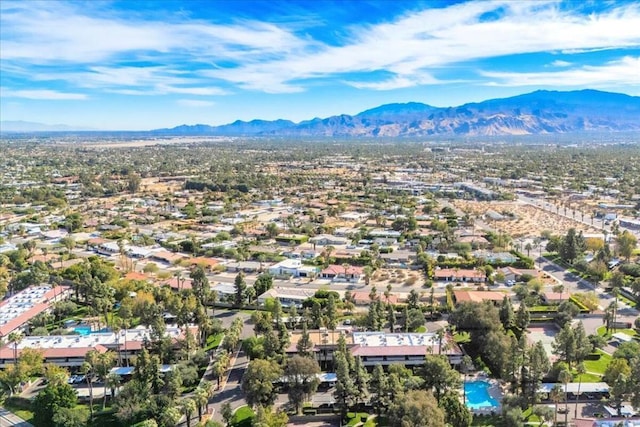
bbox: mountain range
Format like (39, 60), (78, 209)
(154, 89), (640, 137)
(3, 90), (640, 136)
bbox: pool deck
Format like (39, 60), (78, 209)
(463, 373), (503, 414)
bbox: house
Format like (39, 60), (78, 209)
(434, 268), (486, 283)
(351, 291), (398, 306)
(267, 259), (318, 278)
(151, 251), (187, 265)
(452, 290), (506, 305)
(257, 288), (315, 308)
(541, 291), (571, 304)
(225, 261), (262, 273)
(320, 264), (363, 283)
(309, 234), (350, 246)
(380, 250), (416, 266)
(188, 257), (219, 270)
(499, 267), (538, 283)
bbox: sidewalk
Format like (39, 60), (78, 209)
(0, 408), (33, 427)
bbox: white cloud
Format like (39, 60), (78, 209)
(550, 60), (572, 67)
(0, 87), (87, 100)
(2, 1), (640, 93)
(177, 99), (215, 107)
(481, 56), (640, 87)
(203, 1), (640, 91)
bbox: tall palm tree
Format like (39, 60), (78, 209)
(7, 331), (23, 364)
(80, 361), (95, 421)
(559, 369), (573, 426)
(550, 384), (563, 427)
(181, 397), (197, 427)
(575, 362), (586, 418)
(194, 385), (209, 421)
(105, 372), (121, 403)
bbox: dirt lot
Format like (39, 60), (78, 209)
(453, 200), (599, 237)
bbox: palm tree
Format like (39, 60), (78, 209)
(98, 352), (116, 409)
(194, 385), (209, 421)
(181, 397), (197, 427)
(105, 372), (121, 403)
(7, 331), (23, 364)
(575, 362), (586, 418)
(550, 384), (563, 427)
(559, 369), (573, 426)
(80, 360), (95, 420)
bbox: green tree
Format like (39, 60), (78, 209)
(421, 355), (461, 402)
(284, 355), (321, 413)
(241, 359), (282, 408)
(234, 272), (247, 307)
(254, 273), (273, 297)
(221, 402), (233, 427)
(353, 356), (369, 407)
(499, 296), (515, 330)
(333, 351), (356, 419)
(388, 389), (445, 427)
(369, 364), (389, 416)
(32, 383), (78, 427)
(190, 266), (210, 306)
(252, 405), (288, 427)
(616, 230), (637, 262)
(515, 301), (530, 331)
(325, 294), (338, 330)
(440, 392), (472, 427)
(553, 323), (576, 368)
(52, 407), (89, 427)
(296, 322), (313, 358)
(559, 228), (585, 264)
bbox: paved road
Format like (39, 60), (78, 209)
(0, 408), (33, 427)
(209, 311), (253, 423)
(537, 256), (639, 334)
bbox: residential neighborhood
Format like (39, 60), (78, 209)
(0, 138), (639, 427)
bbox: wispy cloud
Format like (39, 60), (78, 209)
(0, 87), (87, 100)
(1, 0), (640, 95)
(481, 56), (640, 87)
(550, 60), (572, 67)
(177, 99), (215, 107)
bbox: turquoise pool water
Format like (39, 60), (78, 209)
(74, 325), (92, 336)
(465, 380), (499, 409)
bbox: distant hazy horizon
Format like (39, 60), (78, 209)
(1, 0), (639, 130)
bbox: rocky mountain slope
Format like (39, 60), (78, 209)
(155, 89), (640, 137)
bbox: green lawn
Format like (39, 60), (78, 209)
(472, 414), (501, 426)
(597, 326), (638, 339)
(2, 402), (34, 424)
(204, 332), (224, 352)
(583, 350), (612, 376)
(574, 372), (602, 382)
(232, 405), (254, 427)
(346, 412), (373, 426)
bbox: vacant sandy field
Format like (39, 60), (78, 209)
(453, 200), (598, 237)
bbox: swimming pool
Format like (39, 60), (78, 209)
(74, 325), (92, 336)
(465, 380), (500, 410)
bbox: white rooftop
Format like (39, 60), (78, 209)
(352, 332), (441, 347)
(0, 286), (53, 326)
(13, 326), (187, 350)
(538, 382), (609, 393)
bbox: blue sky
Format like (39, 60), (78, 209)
(1, 0), (639, 130)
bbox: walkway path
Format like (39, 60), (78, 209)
(0, 408), (33, 427)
